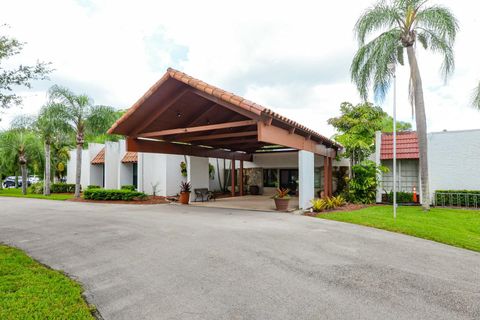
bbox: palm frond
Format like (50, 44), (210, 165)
(351, 28), (401, 101)
(473, 82), (480, 110)
(354, 1), (403, 45)
(415, 5), (459, 43)
(416, 28), (455, 80)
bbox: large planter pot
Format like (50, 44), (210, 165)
(274, 198), (290, 211)
(179, 192), (190, 204)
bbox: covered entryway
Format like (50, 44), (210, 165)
(108, 68), (341, 209)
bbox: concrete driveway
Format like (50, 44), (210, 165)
(0, 198), (479, 320)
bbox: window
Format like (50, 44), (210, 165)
(314, 168), (323, 188)
(263, 169), (278, 187)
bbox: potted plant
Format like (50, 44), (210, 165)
(273, 188), (291, 211)
(179, 181), (191, 204)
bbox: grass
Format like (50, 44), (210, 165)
(0, 188), (73, 201)
(318, 205), (480, 252)
(0, 245), (95, 320)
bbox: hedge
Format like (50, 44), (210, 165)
(384, 191), (417, 203)
(87, 185), (101, 190)
(120, 185), (136, 191)
(83, 189), (147, 201)
(51, 183), (77, 193)
(435, 190), (480, 207)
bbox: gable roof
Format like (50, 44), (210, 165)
(91, 148), (105, 164)
(121, 152), (138, 163)
(108, 68), (340, 150)
(381, 132), (419, 160)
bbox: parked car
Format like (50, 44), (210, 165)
(2, 176), (36, 188)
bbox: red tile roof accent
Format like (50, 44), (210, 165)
(91, 148), (105, 165)
(381, 132), (419, 160)
(121, 152), (138, 163)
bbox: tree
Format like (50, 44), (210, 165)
(328, 101), (411, 169)
(473, 81), (480, 109)
(48, 85), (117, 198)
(0, 129), (41, 194)
(36, 103), (71, 195)
(0, 26), (51, 111)
(351, 0), (458, 210)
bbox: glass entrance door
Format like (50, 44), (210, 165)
(279, 169), (298, 194)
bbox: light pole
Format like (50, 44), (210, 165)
(388, 62), (397, 219)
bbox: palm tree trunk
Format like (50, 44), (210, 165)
(406, 46), (430, 210)
(75, 141), (82, 198)
(20, 157), (27, 195)
(44, 142), (51, 196)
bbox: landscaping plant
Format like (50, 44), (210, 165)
(310, 195), (346, 212)
(121, 184), (136, 191)
(273, 188), (291, 211)
(347, 160), (387, 204)
(83, 189), (146, 201)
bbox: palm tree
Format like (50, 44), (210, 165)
(36, 103), (71, 195)
(0, 129), (40, 195)
(473, 82), (480, 109)
(48, 85), (117, 198)
(351, 0), (458, 210)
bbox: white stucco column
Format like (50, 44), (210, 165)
(298, 150), (314, 210)
(187, 156), (210, 202)
(375, 131), (383, 203)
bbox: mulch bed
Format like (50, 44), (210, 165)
(303, 203), (369, 217)
(67, 195), (170, 205)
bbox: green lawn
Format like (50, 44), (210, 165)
(318, 205), (480, 252)
(0, 245), (95, 320)
(0, 188), (73, 200)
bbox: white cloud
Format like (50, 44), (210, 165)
(1, 0), (479, 138)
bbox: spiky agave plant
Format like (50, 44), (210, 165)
(351, 0), (459, 210)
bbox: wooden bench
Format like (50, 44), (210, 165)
(194, 188), (215, 202)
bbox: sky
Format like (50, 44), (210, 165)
(1, 0), (479, 137)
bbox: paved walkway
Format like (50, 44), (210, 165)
(191, 195), (299, 211)
(0, 197), (479, 320)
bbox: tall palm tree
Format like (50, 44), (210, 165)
(36, 103), (71, 195)
(48, 85), (117, 198)
(473, 81), (480, 109)
(351, 0), (458, 210)
(0, 129), (40, 195)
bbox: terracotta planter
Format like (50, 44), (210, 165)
(274, 198), (290, 211)
(179, 192), (190, 204)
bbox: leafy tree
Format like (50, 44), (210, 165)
(48, 85), (118, 198)
(36, 103), (72, 195)
(328, 102), (410, 168)
(347, 160), (387, 204)
(351, 0), (458, 210)
(0, 129), (42, 194)
(0, 26), (51, 111)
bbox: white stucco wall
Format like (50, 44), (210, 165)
(137, 152), (166, 196)
(104, 141), (121, 189)
(209, 158), (227, 191)
(298, 151), (314, 209)
(428, 129), (480, 194)
(165, 155), (186, 196)
(117, 140), (133, 188)
(187, 156), (210, 202)
(66, 143), (104, 189)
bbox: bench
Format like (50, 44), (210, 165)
(194, 188), (216, 202)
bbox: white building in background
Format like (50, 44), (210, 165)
(374, 129), (480, 203)
(67, 139), (349, 198)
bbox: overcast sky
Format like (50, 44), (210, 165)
(1, 0), (479, 136)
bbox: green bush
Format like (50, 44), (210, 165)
(310, 196), (346, 212)
(83, 189), (147, 201)
(347, 160), (387, 204)
(385, 191), (415, 203)
(29, 182), (44, 194)
(51, 183), (77, 193)
(120, 185), (136, 191)
(435, 190), (480, 207)
(86, 185), (101, 190)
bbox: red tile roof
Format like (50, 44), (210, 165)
(121, 152), (138, 163)
(91, 148), (105, 164)
(380, 132), (419, 160)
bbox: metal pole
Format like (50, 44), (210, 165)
(392, 66), (397, 219)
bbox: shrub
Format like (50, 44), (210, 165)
(83, 189), (147, 201)
(435, 190), (480, 207)
(272, 188), (290, 199)
(180, 181), (191, 193)
(121, 185), (136, 191)
(87, 185), (101, 190)
(347, 161), (387, 204)
(310, 195), (346, 212)
(29, 182), (44, 194)
(385, 191), (415, 203)
(51, 183), (76, 193)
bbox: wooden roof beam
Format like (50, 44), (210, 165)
(138, 120), (257, 138)
(126, 137), (252, 161)
(178, 130), (258, 142)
